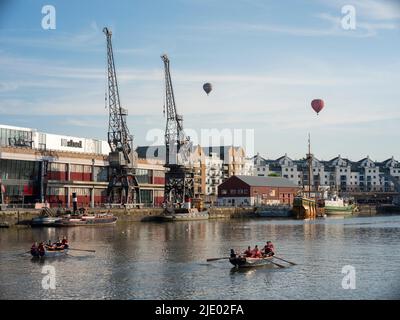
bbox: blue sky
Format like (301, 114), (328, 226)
(0, 0), (399, 161)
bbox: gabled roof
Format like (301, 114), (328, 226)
(233, 175), (298, 188)
(381, 157), (399, 168)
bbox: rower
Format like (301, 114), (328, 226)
(31, 242), (38, 255)
(230, 249), (236, 258)
(263, 241), (275, 257)
(251, 245), (262, 258)
(61, 236), (69, 248)
(38, 242), (45, 256)
(243, 246), (252, 257)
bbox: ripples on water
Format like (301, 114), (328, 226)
(0, 215), (399, 299)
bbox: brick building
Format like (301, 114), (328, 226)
(217, 175), (299, 206)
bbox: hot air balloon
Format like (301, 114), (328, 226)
(203, 83), (212, 95)
(311, 99), (324, 115)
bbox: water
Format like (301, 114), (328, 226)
(1, 215), (400, 300)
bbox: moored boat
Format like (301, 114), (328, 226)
(161, 208), (209, 221)
(149, 208), (209, 222)
(292, 196), (317, 220)
(30, 216), (62, 227)
(53, 214), (117, 227)
(229, 256), (275, 268)
(324, 197), (355, 216)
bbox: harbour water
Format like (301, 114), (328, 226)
(0, 215), (399, 300)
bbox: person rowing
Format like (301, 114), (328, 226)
(61, 236), (69, 249)
(243, 246), (252, 257)
(263, 241), (275, 257)
(31, 242), (38, 256)
(251, 245), (262, 258)
(38, 242), (45, 257)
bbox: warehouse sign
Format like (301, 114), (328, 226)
(61, 139), (82, 148)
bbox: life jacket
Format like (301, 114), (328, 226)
(244, 249), (252, 257)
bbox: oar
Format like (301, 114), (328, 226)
(206, 256), (229, 262)
(262, 257), (285, 268)
(68, 248), (96, 253)
(273, 256), (297, 265)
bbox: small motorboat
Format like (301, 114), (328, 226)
(229, 256), (275, 268)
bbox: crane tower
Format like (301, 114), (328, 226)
(104, 27), (140, 206)
(161, 54), (194, 208)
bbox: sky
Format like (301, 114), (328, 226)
(0, 0), (399, 161)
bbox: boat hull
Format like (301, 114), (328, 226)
(146, 209), (209, 222)
(229, 256), (274, 268)
(325, 204), (355, 216)
(31, 248), (69, 258)
(161, 211), (209, 221)
(52, 215), (118, 227)
(30, 217), (62, 227)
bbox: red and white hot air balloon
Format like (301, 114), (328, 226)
(311, 99), (324, 115)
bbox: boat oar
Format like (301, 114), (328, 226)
(263, 257), (285, 268)
(273, 256), (297, 265)
(206, 256), (229, 262)
(69, 248), (96, 253)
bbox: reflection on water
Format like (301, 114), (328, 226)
(0, 215), (400, 299)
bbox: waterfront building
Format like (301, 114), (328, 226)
(217, 175), (299, 206)
(0, 124), (165, 207)
(252, 152), (400, 194)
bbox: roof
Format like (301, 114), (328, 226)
(136, 145), (165, 160)
(234, 175), (298, 188)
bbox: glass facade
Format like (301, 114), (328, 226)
(136, 169), (153, 184)
(0, 159), (41, 203)
(0, 127), (33, 148)
(140, 189), (153, 204)
(0, 159), (40, 180)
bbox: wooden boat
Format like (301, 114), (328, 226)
(53, 214), (117, 227)
(292, 196), (317, 220)
(31, 247), (69, 258)
(229, 256), (275, 268)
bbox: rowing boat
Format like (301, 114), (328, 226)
(229, 256), (275, 268)
(31, 247), (69, 258)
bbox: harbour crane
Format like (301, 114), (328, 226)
(161, 54), (194, 208)
(103, 27), (140, 206)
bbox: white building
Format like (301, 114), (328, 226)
(0, 124), (110, 155)
(204, 152), (223, 196)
